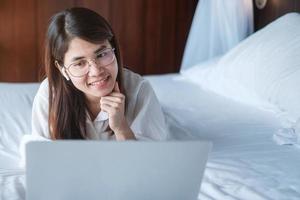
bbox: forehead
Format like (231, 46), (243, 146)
(64, 37), (111, 63)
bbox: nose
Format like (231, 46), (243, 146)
(87, 60), (103, 76)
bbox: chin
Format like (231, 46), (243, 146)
(92, 84), (114, 97)
(94, 90), (111, 98)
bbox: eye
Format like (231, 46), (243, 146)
(73, 60), (87, 68)
(96, 50), (109, 58)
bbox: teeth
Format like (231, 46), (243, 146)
(90, 77), (108, 86)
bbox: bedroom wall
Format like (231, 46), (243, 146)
(254, 0), (300, 30)
(0, 0), (197, 82)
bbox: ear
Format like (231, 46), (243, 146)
(55, 60), (70, 81)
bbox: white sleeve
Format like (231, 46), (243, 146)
(19, 80), (51, 168)
(130, 80), (169, 141)
(31, 80), (50, 139)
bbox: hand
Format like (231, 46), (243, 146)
(100, 82), (135, 140)
(100, 82), (126, 132)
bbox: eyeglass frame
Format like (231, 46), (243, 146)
(59, 47), (116, 78)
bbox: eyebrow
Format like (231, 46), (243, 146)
(70, 45), (107, 62)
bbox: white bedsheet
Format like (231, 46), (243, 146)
(145, 74), (300, 200)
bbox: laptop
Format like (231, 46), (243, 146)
(26, 140), (212, 200)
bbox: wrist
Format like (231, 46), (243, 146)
(113, 120), (136, 140)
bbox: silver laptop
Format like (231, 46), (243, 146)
(26, 141), (212, 200)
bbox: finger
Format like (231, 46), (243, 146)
(113, 81), (120, 92)
(100, 99), (120, 108)
(100, 103), (111, 112)
(100, 103), (117, 115)
(109, 92), (125, 99)
(101, 96), (123, 104)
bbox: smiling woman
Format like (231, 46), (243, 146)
(29, 7), (168, 141)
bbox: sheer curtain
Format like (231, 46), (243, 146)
(181, 0), (253, 71)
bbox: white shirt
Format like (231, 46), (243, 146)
(31, 69), (168, 141)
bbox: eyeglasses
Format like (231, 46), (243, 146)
(64, 48), (115, 77)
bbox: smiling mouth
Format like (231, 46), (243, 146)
(88, 76), (110, 86)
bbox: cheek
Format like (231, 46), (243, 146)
(70, 77), (87, 91)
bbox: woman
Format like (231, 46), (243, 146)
(31, 7), (168, 141)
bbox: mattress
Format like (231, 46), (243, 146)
(145, 73), (300, 200)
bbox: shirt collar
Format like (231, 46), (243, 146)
(95, 111), (109, 121)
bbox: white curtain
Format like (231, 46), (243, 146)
(181, 0), (253, 71)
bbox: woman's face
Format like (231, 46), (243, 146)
(63, 37), (118, 104)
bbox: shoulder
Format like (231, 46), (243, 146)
(34, 78), (49, 101)
(40, 78), (49, 89)
(122, 68), (153, 96)
(123, 68), (144, 85)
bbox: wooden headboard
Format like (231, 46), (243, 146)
(0, 0), (197, 82)
(254, 0), (300, 30)
(0, 0), (299, 82)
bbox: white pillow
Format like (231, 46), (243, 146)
(183, 13), (300, 123)
(0, 83), (39, 155)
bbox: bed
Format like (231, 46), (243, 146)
(144, 13), (300, 200)
(1, 13), (300, 200)
(149, 12), (299, 200)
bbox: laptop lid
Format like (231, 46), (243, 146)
(26, 141), (212, 200)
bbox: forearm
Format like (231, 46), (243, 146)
(115, 128), (136, 140)
(114, 121), (136, 141)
